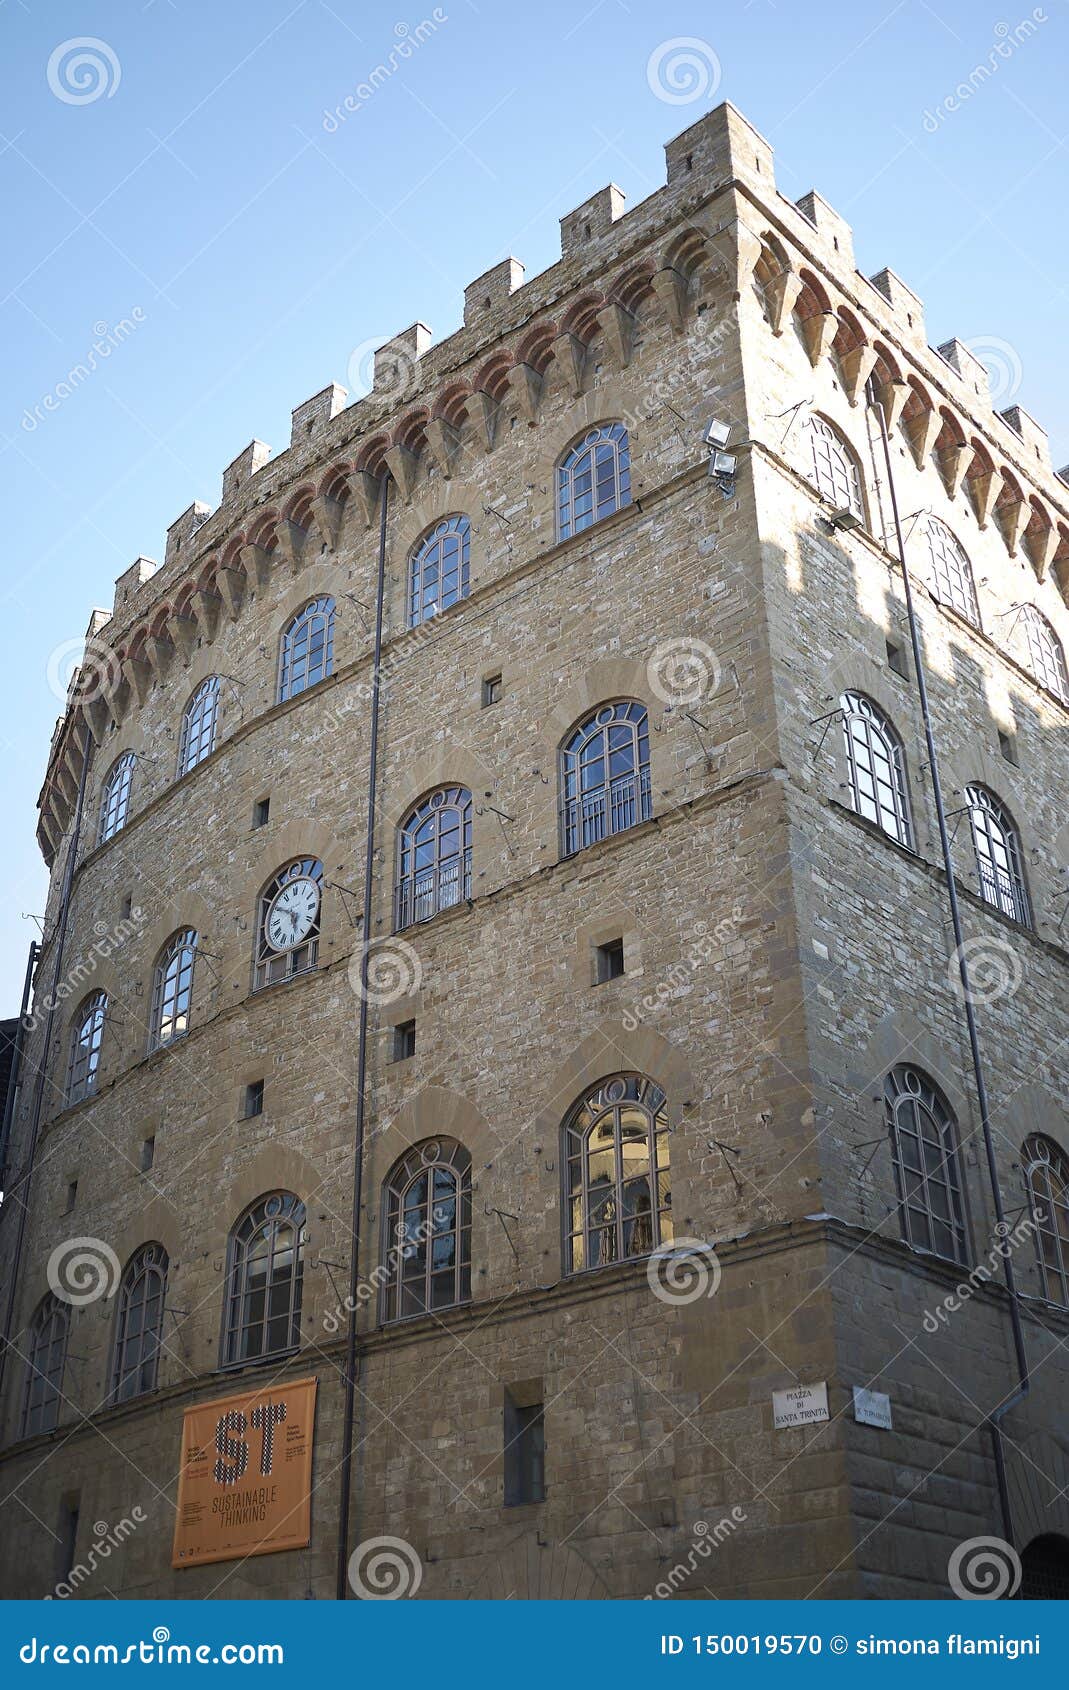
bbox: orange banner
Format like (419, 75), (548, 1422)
(172, 1376), (317, 1570)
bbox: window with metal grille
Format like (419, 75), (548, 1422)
(560, 701), (651, 858)
(177, 677), (220, 777)
(925, 518), (979, 626)
(278, 597), (335, 702)
(966, 786), (1030, 926)
(253, 858), (323, 989)
(222, 1193), (306, 1365)
(1022, 1136), (1069, 1307)
(803, 415), (864, 519)
(557, 423), (631, 540)
(21, 1295), (69, 1438)
(67, 991), (106, 1105)
(150, 929), (197, 1050)
(1021, 606), (1069, 704)
(396, 788), (472, 930)
(98, 752), (135, 842)
(1020, 1536), (1069, 1599)
(563, 1075), (672, 1273)
(379, 1139), (471, 1322)
(840, 692), (912, 847)
(884, 1066), (967, 1264)
(408, 515), (470, 628)
(111, 1243), (167, 1403)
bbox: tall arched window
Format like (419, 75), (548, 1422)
(111, 1244), (168, 1402)
(21, 1294), (69, 1438)
(557, 423), (631, 540)
(840, 692), (912, 846)
(98, 752), (135, 843)
(563, 1075), (672, 1273)
(67, 990), (107, 1105)
(1021, 606), (1069, 704)
(408, 515), (470, 628)
(278, 597), (335, 702)
(560, 701), (651, 857)
(380, 1139), (472, 1322)
(884, 1066), (967, 1263)
(966, 786), (1030, 926)
(177, 677), (220, 777)
(396, 787), (472, 929)
(222, 1193), (306, 1366)
(253, 857), (323, 989)
(1022, 1135), (1069, 1307)
(150, 929), (197, 1051)
(803, 415), (864, 519)
(926, 518), (979, 626)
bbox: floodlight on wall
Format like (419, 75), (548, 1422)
(702, 418), (737, 497)
(824, 506), (863, 532)
(703, 418), (731, 449)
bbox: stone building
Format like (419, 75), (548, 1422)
(1, 101), (1067, 1601)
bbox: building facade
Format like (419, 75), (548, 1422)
(1, 102), (1068, 1601)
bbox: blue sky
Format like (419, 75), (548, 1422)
(2, 0), (1067, 1002)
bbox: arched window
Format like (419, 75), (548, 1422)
(1022, 1136), (1069, 1307)
(150, 929), (197, 1051)
(380, 1139), (472, 1322)
(21, 1294), (69, 1438)
(557, 423), (631, 540)
(67, 990), (107, 1105)
(803, 415), (864, 519)
(98, 752), (135, 843)
(1021, 606), (1069, 704)
(396, 787), (472, 929)
(253, 857), (323, 989)
(408, 515), (470, 628)
(884, 1066), (967, 1263)
(926, 519), (979, 626)
(966, 786), (1030, 926)
(278, 597), (334, 702)
(177, 677), (220, 777)
(840, 692), (912, 846)
(222, 1192), (306, 1366)
(563, 1075), (672, 1273)
(560, 701), (651, 858)
(111, 1244), (168, 1403)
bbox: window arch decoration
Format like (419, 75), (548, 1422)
(557, 423), (631, 541)
(222, 1192), (307, 1366)
(884, 1066), (967, 1263)
(98, 752), (135, 843)
(560, 700), (651, 858)
(253, 857), (324, 989)
(965, 786), (1030, 926)
(1022, 1135), (1069, 1307)
(803, 415), (864, 519)
(150, 929), (197, 1051)
(396, 787), (472, 930)
(839, 692), (912, 846)
(177, 677), (220, 777)
(1021, 606), (1069, 704)
(21, 1294), (69, 1438)
(380, 1138), (472, 1322)
(67, 990), (107, 1105)
(926, 518), (979, 626)
(563, 1074), (672, 1273)
(408, 515), (470, 628)
(278, 596), (335, 703)
(111, 1244), (168, 1402)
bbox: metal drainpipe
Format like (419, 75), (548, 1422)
(336, 471), (390, 1600)
(0, 940), (40, 1189)
(868, 385), (1030, 1544)
(0, 722), (94, 1412)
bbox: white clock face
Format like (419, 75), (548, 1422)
(265, 877), (320, 952)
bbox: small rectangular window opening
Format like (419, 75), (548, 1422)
(998, 730), (1019, 766)
(482, 674), (503, 708)
(504, 1389), (545, 1506)
(63, 1180), (78, 1215)
(57, 1496), (80, 1584)
(886, 639), (909, 679)
(140, 1135), (155, 1173)
(244, 1080), (265, 1118)
(595, 939), (625, 984)
(393, 1020), (416, 1062)
(253, 796), (270, 828)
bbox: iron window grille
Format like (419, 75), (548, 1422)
(150, 929), (198, 1051)
(966, 785), (1030, 926)
(557, 423), (631, 540)
(21, 1295), (69, 1438)
(1022, 1135), (1069, 1307)
(222, 1192), (306, 1366)
(804, 414), (864, 519)
(925, 518), (980, 627)
(885, 1066), (967, 1264)
(278, 597), (335, 702)
(177, 677), (220, 777)
(253, 857), (323, 989)
(98, 752), (135, 843)
(840, 692), (913, 847)
(67, 991), (107, 1105)
(396, 787), (472, 930)
(1021, 605), (1069, 704)
(563, 1074), (672, 1274)
(408, 515), (471, 628)
(111, 1243), (168, 1403)
(560, 701), (651, 858)
(379, 1138), (472, 1323)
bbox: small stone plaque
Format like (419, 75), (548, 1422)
(852, 1386), (892, 1429)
